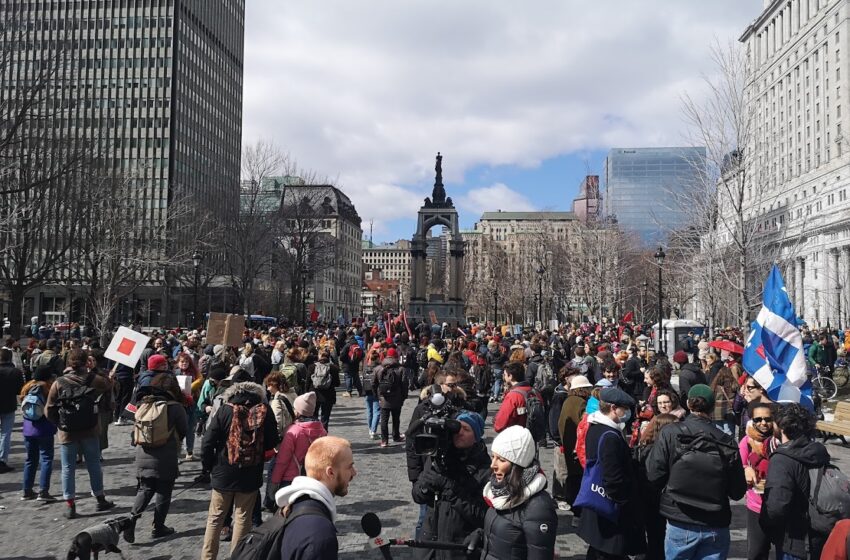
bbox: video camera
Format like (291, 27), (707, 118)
(409, 385), (460, 465)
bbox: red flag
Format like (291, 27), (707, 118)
(403, 311), (413, 339)
(622, 311), (634, 323)
(309, 304), (319, 322)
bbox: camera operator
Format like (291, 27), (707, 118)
(412, 411), (491, 560)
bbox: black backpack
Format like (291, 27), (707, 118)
(416, 347), (429, 367)
(55, 374), (100, 432)
(378, 367), (399, 398)
(230, 499), (331, 560)
(665, 425), (739, 510)
(510, 388), (547, 443)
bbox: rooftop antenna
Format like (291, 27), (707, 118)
(369, 219), (374, 247)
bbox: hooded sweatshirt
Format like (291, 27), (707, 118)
(270, 417), (327, 483)
(275, 476), (338, 560)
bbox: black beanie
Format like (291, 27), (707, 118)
(33, 364), (54, 382)
(208, 364), (228, 382)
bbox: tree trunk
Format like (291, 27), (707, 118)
(8, 287), (25, 339)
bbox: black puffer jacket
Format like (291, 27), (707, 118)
(677, 362), (707, 405)
(201, 382), (280, 493)
(760, 437), (831, 558)
(481, 483), (558, 560)
(372, 357), (406, 409)
(412, 443), (491, 560)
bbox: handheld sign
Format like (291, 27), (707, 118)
(207, 312), (245, 348)
(104, 327), (150, 368)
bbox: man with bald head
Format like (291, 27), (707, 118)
(275, 436), (356, 559)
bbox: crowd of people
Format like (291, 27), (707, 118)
(0, 318), (848, 559)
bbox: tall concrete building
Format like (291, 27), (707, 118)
(362, 239), (412, 307)
(738, 0), (850, 327)
(603, 147), (707, 244)
(0, 1), (245, 327)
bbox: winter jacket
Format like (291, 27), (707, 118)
(0, 363), (25, 414)
(372, 357), (406, 409)
(558, 393), (588, 472)
(270, 418), (327, 483)
(200, 381), (280, 493)
(44, 370), (111, 444)
(493, 382), (538, 433)
(339, 340), (363, 374)
(412, 443), (492, 560)
(619, 355), (645, 398)
(548, 384), (569, 444)
(525, 355), (544, 388)
(20, 380), (57, 438)
(677, 362), (707, 405)
(760, 436), (831, 558)
(486, 349), (506, 371)
(577, 415), (646, 557)
(305, 360), (340, 404)
(133, 388), (188, 481)
(481, 473), (558, 560)
(137, 369), (165, 389)
(645, 414), (747, 528)
(269, 392), (294, 436)
(277, 478), (339, 560)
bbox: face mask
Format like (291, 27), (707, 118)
(618, 408), (632, 424)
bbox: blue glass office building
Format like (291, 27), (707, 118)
(603, 147), (706, 245)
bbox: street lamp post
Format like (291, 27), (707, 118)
(192, 251), (202, 329)
(536, 266), (545, 326)
(655, 247), (666, 353)
(397, 285), (402, 314)
(301, 273), (307, 326)
(641, 280), (648, 324)
(493, 288), (498, 327)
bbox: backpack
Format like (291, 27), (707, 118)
(21, 385), (46, 422)
(417, 347), (429, 367)
(509, 387), (547, 442)
(310, 362), (333, 391)
(280, 364), (298, 392)
(225, 402), (267, 467)
(133, 396), (175, 448)
(230, 499), (331, 560)
(809, 464), (850, 534)
(378, 367), (399, 398)
(253, 350), (272, 381)
(576, 412), (590, 468)
(55, 374), (100, 432)
(534, 361), (556, 393)
(571, 357), (589, 375)
(348, 344), (363, 362)
(665, 425), (739, 510)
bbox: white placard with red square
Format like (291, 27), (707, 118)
(105, 327), (151, 368)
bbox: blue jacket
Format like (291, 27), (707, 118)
(280, 498), (337, 560)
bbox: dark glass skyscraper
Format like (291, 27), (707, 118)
(603, 147), (707, 244)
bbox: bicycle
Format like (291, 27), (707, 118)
(810, 364), (838, 401)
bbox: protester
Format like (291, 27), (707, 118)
(493, 361), (542, 433)
(362, 346), (382, 439)
(477, 425), (558, 559)
(634, 413), (677, 560)
(577, 386), (645, 560)
(305, 349), (340, 429)
(760, 402), (831, 560)
(412, 411), (490, 559)
(0, 347), (25, 473)
(44, 348), (116, 518)
(674, 350), (706, 405)
(710, 366), (740, 436)
(739, 400), (780, 560)
(200, 379), (280, 560)
(276, 436), (356, 560)
(174, 351), (201, 460)
(124, 373), (188, 542)
(646, 384), (747, 560)
(372, 348), (407, 447)
(556, 372), (593, 509)
(340, 333), (364, 397)
(19, 364), (56, 499)
(270, 392), (327, 492)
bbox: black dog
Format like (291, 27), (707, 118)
(66, 516), (135, 560)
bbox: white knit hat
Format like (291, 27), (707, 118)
(491, 425), (536, 468)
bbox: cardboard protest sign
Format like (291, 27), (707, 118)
(206, 312), (245, 347)
(104, 327), (150, 368)
(176, 375), (192, 396)
(429, 311), (438, 324)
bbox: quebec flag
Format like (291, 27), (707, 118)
(743, 265), (812, 407)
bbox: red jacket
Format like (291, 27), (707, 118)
(821, 519), (850, 560)
(493, 382), (538, 433)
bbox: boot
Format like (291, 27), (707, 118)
(122, 518), (136, 544)
(95, 495), (115, 511)
(151, 525), (175, 539)
(65, 501), (77, 519)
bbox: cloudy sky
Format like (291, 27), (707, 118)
(242, 1), (763, 243)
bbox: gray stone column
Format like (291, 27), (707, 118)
(796, 256), (805, 319)
(448, 238), (464, 301)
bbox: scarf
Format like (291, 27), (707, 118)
(483, 462), (548, 511)
(745, 422), (777, 479)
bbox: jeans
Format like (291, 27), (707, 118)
(665, 521), (731, 560)
(365, 395), (380, 433)
(380, 407), (401, 441)
(345, 371), (363, 395)
(23, 435), (54, 492)
(60, 437), (104, 500)
(491, 369), (503, 400)
(201, 489), (257, 560)
(132, 477), (174, 530)
(185, 406), (197, 455)
(415, 503), (427, 540)
(0, 411), (14, 463)
(316, 400), (333, 430)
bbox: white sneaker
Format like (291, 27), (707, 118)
(184, 453), (196, 461)
(113, 419), (123, 426)
(557, 501), (571, 511)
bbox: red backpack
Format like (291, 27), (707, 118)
(575, 412), (589, 468)
(348, 344), (363, 362)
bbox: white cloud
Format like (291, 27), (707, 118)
(242, 1), (763, 236)
(458, 183), (536, 215)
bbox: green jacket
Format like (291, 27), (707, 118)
(807, 342), (824, 367)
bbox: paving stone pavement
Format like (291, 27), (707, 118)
(1, 390), (850, 559)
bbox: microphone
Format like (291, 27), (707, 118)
(361, 513), (392, 559)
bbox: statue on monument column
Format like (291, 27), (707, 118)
(432, 152), (446, 205)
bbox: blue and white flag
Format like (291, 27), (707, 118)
(743, 265), (811, 406)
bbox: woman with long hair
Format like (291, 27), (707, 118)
(709, 366), (740, 436)
(175, 351), (202, 460)
(20, 365), (57, 501)
(480, 426), (557, 559)
(557, 373), (593, 509)
(508, 347), (527, 365)
(362, 345), (383, 439)
(634, 413), (678, 560)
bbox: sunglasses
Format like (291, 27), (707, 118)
(752, 417), (774, 424)
(745, 385), (759, 390)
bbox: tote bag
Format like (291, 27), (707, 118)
(573, 430), (621, 522)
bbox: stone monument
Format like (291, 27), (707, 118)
(407, 153), (465, 325)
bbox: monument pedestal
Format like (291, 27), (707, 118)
(407, 301), (465, 325)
